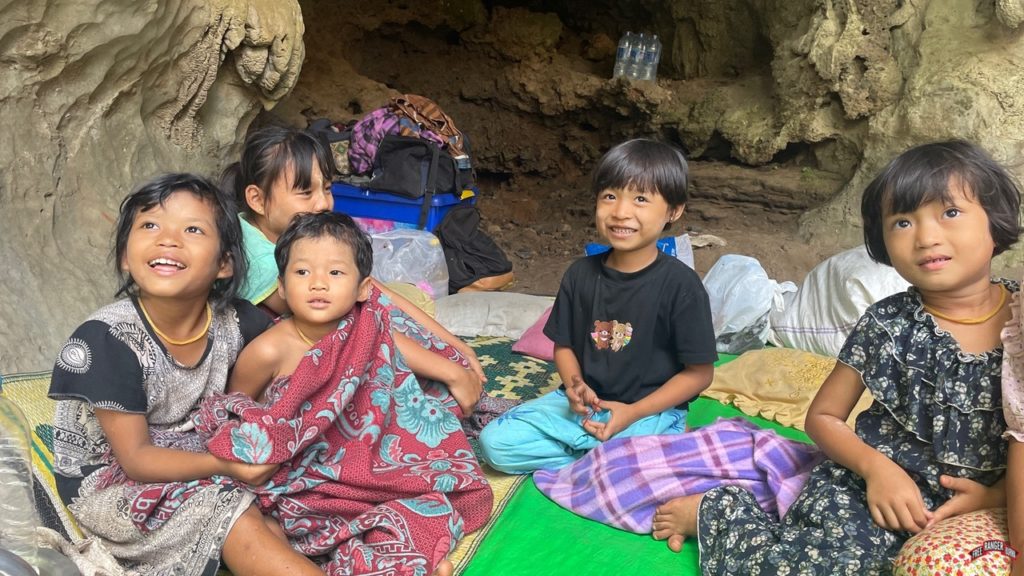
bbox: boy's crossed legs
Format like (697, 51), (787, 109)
(479, 389), (686, 474)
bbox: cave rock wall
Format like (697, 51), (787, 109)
(4, 0), (1024, 371)
(286, 0), (1023, 266)
(0, 0), (302, 371)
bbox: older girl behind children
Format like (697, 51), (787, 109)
(221, 125), (487, 385)
(48, 174), (323, 575)
(651, 140), (1020, 574)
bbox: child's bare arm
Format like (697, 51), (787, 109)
(806, 362), (931, 533)
(257, 288), (289, 316)
(394, 331), (482, 416)
(630, 363), (714, 420)
(95, 409), (276, 485)
(805, 363), (878, 473)
(553, 345), (597, 416)
(374, 279), (486, 382)
(228, 332), (281, 400)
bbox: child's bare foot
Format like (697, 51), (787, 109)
(652, 493), (702, 553)
(433, 559), (453, 576)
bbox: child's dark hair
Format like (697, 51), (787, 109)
(221, 125), (335, 208)
(113, 173), (245, 311)
(591, 139), (690, 209)
(274, 212), (373, 281)
(861, 140), (1022, 265)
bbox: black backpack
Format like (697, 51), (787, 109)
(435, 204), (513, 293)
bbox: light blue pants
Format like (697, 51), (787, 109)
(478, 388), (686, 474)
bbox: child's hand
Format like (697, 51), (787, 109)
(456, 342), (488, 385)
(221, 459), (279, 486)
(446, 367), (483, 417)
(581, 400), (638, 441)
(865, 457), (932, 533)
(565, 374), (600, 417)
(925, 475), (1005, 528)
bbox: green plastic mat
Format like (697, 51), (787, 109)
(460, 354), (813, 575)
(462, 476), (696, 576)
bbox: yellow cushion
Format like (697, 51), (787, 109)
(383, 281), (436, 318)
(701, 347), (873, 430)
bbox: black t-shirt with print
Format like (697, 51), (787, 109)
(543, 251), (718, 405)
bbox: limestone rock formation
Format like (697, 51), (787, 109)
(799, 0), (1024, 270)
(4, 0), (1024, 372)
(0, 0), (302, 372)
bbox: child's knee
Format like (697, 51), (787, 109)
(263, 514), (287, 543)
(478, 421), (527, 472)
(225, 506), (266, 547)
(478, 422), (506, 461)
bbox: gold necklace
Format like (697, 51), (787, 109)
(294, 324), (317, 347)
(139, 299), (212, 346)
(923, 284), (1007, 325)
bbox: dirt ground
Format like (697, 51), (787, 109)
(475, 171), (841, 297)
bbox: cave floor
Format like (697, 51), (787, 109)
(478, 171), (840, 296)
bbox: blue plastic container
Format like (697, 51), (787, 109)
(585, 237), (678, 257)
(331, 182), (475, 231)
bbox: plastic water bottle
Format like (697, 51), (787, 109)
(612, 31), (634, 78)
(0, 548), (35, 576)
(0, 376), (40, 570)
(639, 34), (662, 81)
(626, 32), (647, 79)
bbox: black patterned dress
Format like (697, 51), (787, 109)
(697, 281), (1017, 576)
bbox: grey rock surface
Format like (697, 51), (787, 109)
(0, 0), (302, 372)
(3, 0), (1023, 372)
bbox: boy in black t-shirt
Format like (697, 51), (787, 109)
(479, 139), (718, 474)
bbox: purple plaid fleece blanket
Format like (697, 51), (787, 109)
(533, 417), (823, 533)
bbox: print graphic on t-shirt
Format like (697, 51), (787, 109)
(591, 320), (632, 351)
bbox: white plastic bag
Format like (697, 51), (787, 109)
(370, 229), (449, 299)
(768, 245), (910, 357)
(703, 254), (797, 354)
(672, 234), (695, 269)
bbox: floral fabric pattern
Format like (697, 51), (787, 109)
(893, 508), (1011, 575)
(698, 281), (1016, 576)
(182, 291), (492, 575)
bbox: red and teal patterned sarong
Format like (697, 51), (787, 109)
(192, 296), (493, 575)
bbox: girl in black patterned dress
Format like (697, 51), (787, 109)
(651, 140), (1021, 575)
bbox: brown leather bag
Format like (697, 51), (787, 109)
(390, 94), (468, 160)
